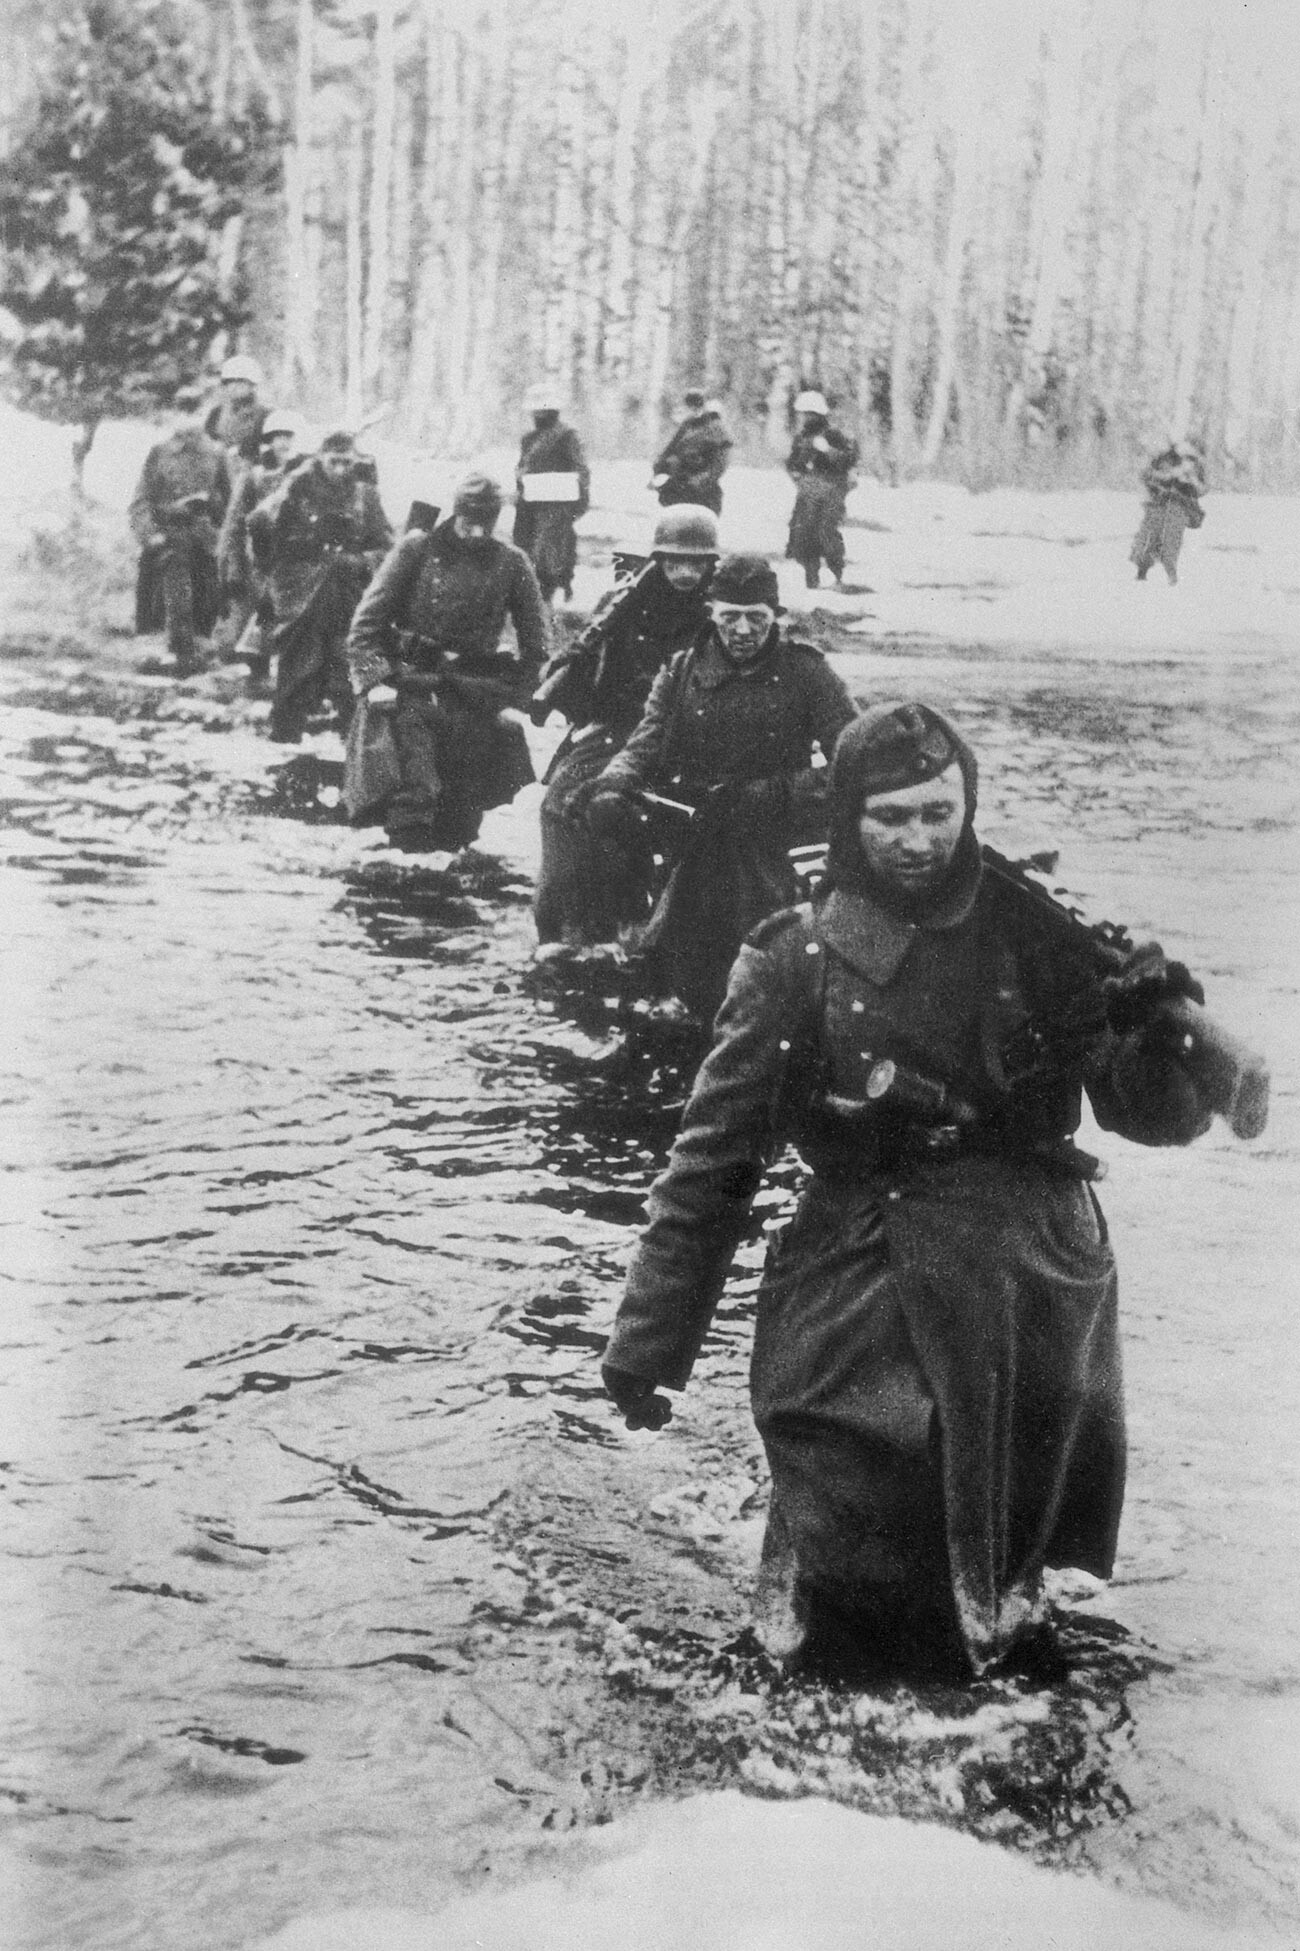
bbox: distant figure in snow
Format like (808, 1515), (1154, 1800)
(785, 390), (858, 591)
(512, 385), (590, 604)
(1130, 440), (1207, 585)
(651, 389), (733, 515)
(205, 354), (270, 467)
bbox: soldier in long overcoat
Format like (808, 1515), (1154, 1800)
(651, 391), (733, 515)
(785, 390), (859, 590)
(129, 391), (232, 675)
(512, 387), (590, 603)
(532, 504), (719, 946)
(601, 703), (1218, 1679)
(574, 553), (856, 1020)
(345, 474), (549, 852)
(1130, 440), (1207, 585)
(251, 431), (392, 743)
(216, 409), (304, 684)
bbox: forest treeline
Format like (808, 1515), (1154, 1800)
(6, 0), (1300, 488)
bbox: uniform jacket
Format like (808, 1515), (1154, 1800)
(654, 413), (732, 501)
(250, 460), (392, 638)
(515, 420), (590, 513)
(206, 395), (269, 465)
(606, 858), (1212, 1669)
(346, 520), (549, 705)
(129, 429), (231, 546)
(539, 563), (714, 744)
(786, 423), (858, 488)
(217, 458), (288, 589)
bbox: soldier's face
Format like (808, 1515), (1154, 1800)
(711, 602), (776, 666)
(321, 451), (354, 482)
(856, 765), (966, 891)
(266, 433), (294, 466)
(659, 555), (712, 591)
(223, 381), (255, 406)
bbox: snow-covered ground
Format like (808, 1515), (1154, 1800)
(255, 1788), (1284, 1951)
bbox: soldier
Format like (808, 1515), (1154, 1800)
(572, 552), (856, 1022)
(651, 389), (733, 515)
(205, 354), (270, 466)
(250, 430), (393, 744)
(129, 386), (232, 677)
(785, 389), (858, 591)
(531, 503), (720, 947)
(344, 473), (549, 853)
(216, 408), (305, 686)
(1130, 438), (1207, 585)
(512, 385), (590, 604)
(601, 702), (1252, 1680)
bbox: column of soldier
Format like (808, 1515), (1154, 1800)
(131, 360), (1256, 1688)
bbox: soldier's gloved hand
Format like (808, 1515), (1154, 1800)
(567, 773), (624, 820)
(602, 1363), (673, 1432)
(1103, 943), (1205, 1034)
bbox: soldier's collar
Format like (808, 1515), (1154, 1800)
(696, 632), (780, 686)
(816, 846), (983, 983)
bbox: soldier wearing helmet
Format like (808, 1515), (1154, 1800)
(569, 550), (856, 1018)
(512, 384), (590, 603)
(531, 505), (720, 947)
(651, 388), (732, 515)
(206, 353), (269, 466)
(128, 385), (232, 676)
(786, 389), (859, 590)
(216, 410), (308, 688)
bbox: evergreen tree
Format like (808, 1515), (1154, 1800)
(0, 0), (277, 486)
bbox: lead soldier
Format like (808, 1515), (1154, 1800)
(601, 703), (1266, 1680)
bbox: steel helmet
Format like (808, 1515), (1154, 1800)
(794, 389), (829, 415)
(651, 504), (720, 557)
(220, 353), (264, 387)
(525, 382), (563, 414)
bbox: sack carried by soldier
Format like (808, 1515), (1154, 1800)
(342, 694), (404, 824)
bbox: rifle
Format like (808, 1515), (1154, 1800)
(528, 559), (655, 726)
(982, 850), (1269, 1141)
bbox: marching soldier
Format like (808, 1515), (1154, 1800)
(571, 552), (856, 1021)
(785, 390), (858, 590)
(600, 701), (1267, 1680)
(216, 408), (305, 685)
(344, 473), (549, 853)
(129, 386), (232, 677)
(651, 389), (732, 515)
(531, 504), (719, 947)
(512, 385), (590, 604)
(250, 430), (392, 744)
(1131, 439), (1207, 585)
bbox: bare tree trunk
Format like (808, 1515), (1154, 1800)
(283, 0), (315, 389)
(1168, 20), (1222, 441)
(920, 123), (978, 467)
(229, 0), (283, 124)
(363, 0), (397, 398)
(345, 120), (364, 428)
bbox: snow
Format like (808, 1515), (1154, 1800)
(7, 403), (1293, 670)
(253, 1788), (1282, 1951)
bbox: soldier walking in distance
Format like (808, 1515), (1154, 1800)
(1130, 439), (1207, 585)
(250, 430), (392, 744)
(129, 386), (232, 676)
(651, 389), (733, 515)
(600, 702), (1266, 1681)
(785, 390), (858, 590)
(217, 409), (305, 687)
(570, 552), (855, 1022)
(512, 385), (590, 604)
(345, 474), (549, 853)
(530, 504), (719, 947)
(205, 354), (269, 466)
